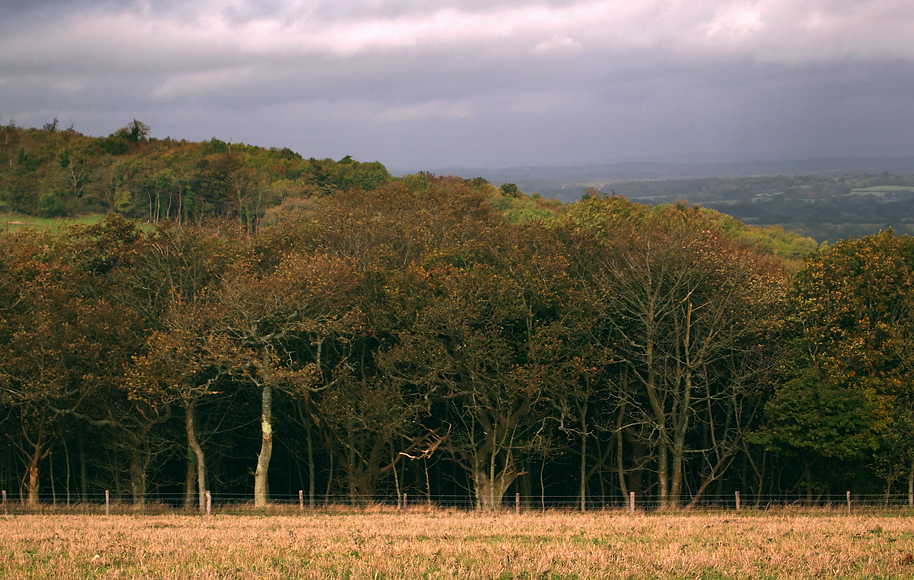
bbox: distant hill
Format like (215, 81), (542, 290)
(411, 158), (914, 243)
(416, 157), (914, 203)
(5, 120), (909, 245)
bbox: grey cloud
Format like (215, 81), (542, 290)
(2, 0), (913, 170)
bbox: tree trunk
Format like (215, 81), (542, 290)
(254, 383), (273, 507)
(324, 453), (334, 505)
(579, 412), (588, 512)
(186, 400), (207, 512)
(473, 467), (516, 510)
(804, 459), (813, 504)
(184, 444), (195, 509)
(23, 425), (49, 507)
(77, 430), (88, 503)
(425, 458), (432, 507)
(306, 408), (315, 507)
(670, 422), (686, 509)
(669, 325), (694, 509)
(616, 405), (628, 499)
(908, 456), (913, 508)
(26, 458), (40, 507)
(129, 443), (148, 506)
(657, 442), (669, 509)
(61, 435), (71, 505)
(392, 452), (401, 509)
(644, 355), (670, 509)
(294, 399), (317, 507)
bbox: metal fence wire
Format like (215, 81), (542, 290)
(2, 490), (914, 515)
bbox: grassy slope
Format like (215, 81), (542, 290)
(0, 212), (103, 232)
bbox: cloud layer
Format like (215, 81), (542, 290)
(2, 0), (913, 169)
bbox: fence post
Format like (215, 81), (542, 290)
(2, 490), (6, 516)
(402, 493), (407, 514)
(735, 491), (741, 512)
(516, 492), (520, 515)
(299, 490), (304, 515)
(629, 491), (635, 515)
(846, 491), (851, 516)
(105, 490), (110, 516)
(206, 491), (212, 516)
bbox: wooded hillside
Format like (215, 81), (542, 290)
(1, 123), (911, 510)
(0, 120), (390, 231)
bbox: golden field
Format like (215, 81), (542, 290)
(1, 510), (913, 579)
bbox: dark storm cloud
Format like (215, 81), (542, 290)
(1, 0), (913, 168)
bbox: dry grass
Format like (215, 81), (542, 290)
(1, 510), (913, 579)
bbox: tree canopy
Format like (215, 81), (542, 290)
(3, 123), (910, 511)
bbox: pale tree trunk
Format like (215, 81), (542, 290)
(657, 442), (669, 509)
(186, 399), (207, 512)
(466, 409), (525, 511)
(579, 411), (588, 512)
(669, 373), (691, 509)
(254, 383), (273, 507)
(643, 324), (671, 510)
(472, 431), (518, 510)
(645, 371), (670, 508)
(669, 304), (695, 509)
(473, 467), (516, 511)
(25, 458), (41, 507)
(22, 420), (50, 508)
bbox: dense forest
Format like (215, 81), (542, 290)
(1, 122), (913, 511)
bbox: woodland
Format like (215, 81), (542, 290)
(1, 120), (913, 511)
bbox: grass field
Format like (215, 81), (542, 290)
(0, 212), (159, 234)
(0, 212), (104, 232)
(848, 185), (914, 196)
(2, 511), (913, 579)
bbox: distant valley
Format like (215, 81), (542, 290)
(422, 157), (914, 243)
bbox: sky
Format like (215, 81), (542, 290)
(2, 0), (914, 171)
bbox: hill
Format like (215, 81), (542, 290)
(0, 120), (391, 232)
(0, 120), (818, 260)
(424, 161), (914, 244)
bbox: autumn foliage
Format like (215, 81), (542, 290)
(1, 143), (912, 510)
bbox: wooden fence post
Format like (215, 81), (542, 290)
(2, 490), (6, 515)
(516, 492), (520, 515)
(403, 493), (407, 514)
(206, 491), (212, 516)
(105, 490), (110, 516)
(846, 491), (851, 516)
(735, 491), (741, 512)
(299, 490), (304, 515)
(629, 492), (635, 515)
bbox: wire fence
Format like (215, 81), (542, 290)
(3, 490), (914, 516)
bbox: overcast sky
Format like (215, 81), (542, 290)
(2, 0), (913, 171)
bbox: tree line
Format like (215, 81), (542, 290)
(1, 132), (913, 511)
(0, 120), (390, 231)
